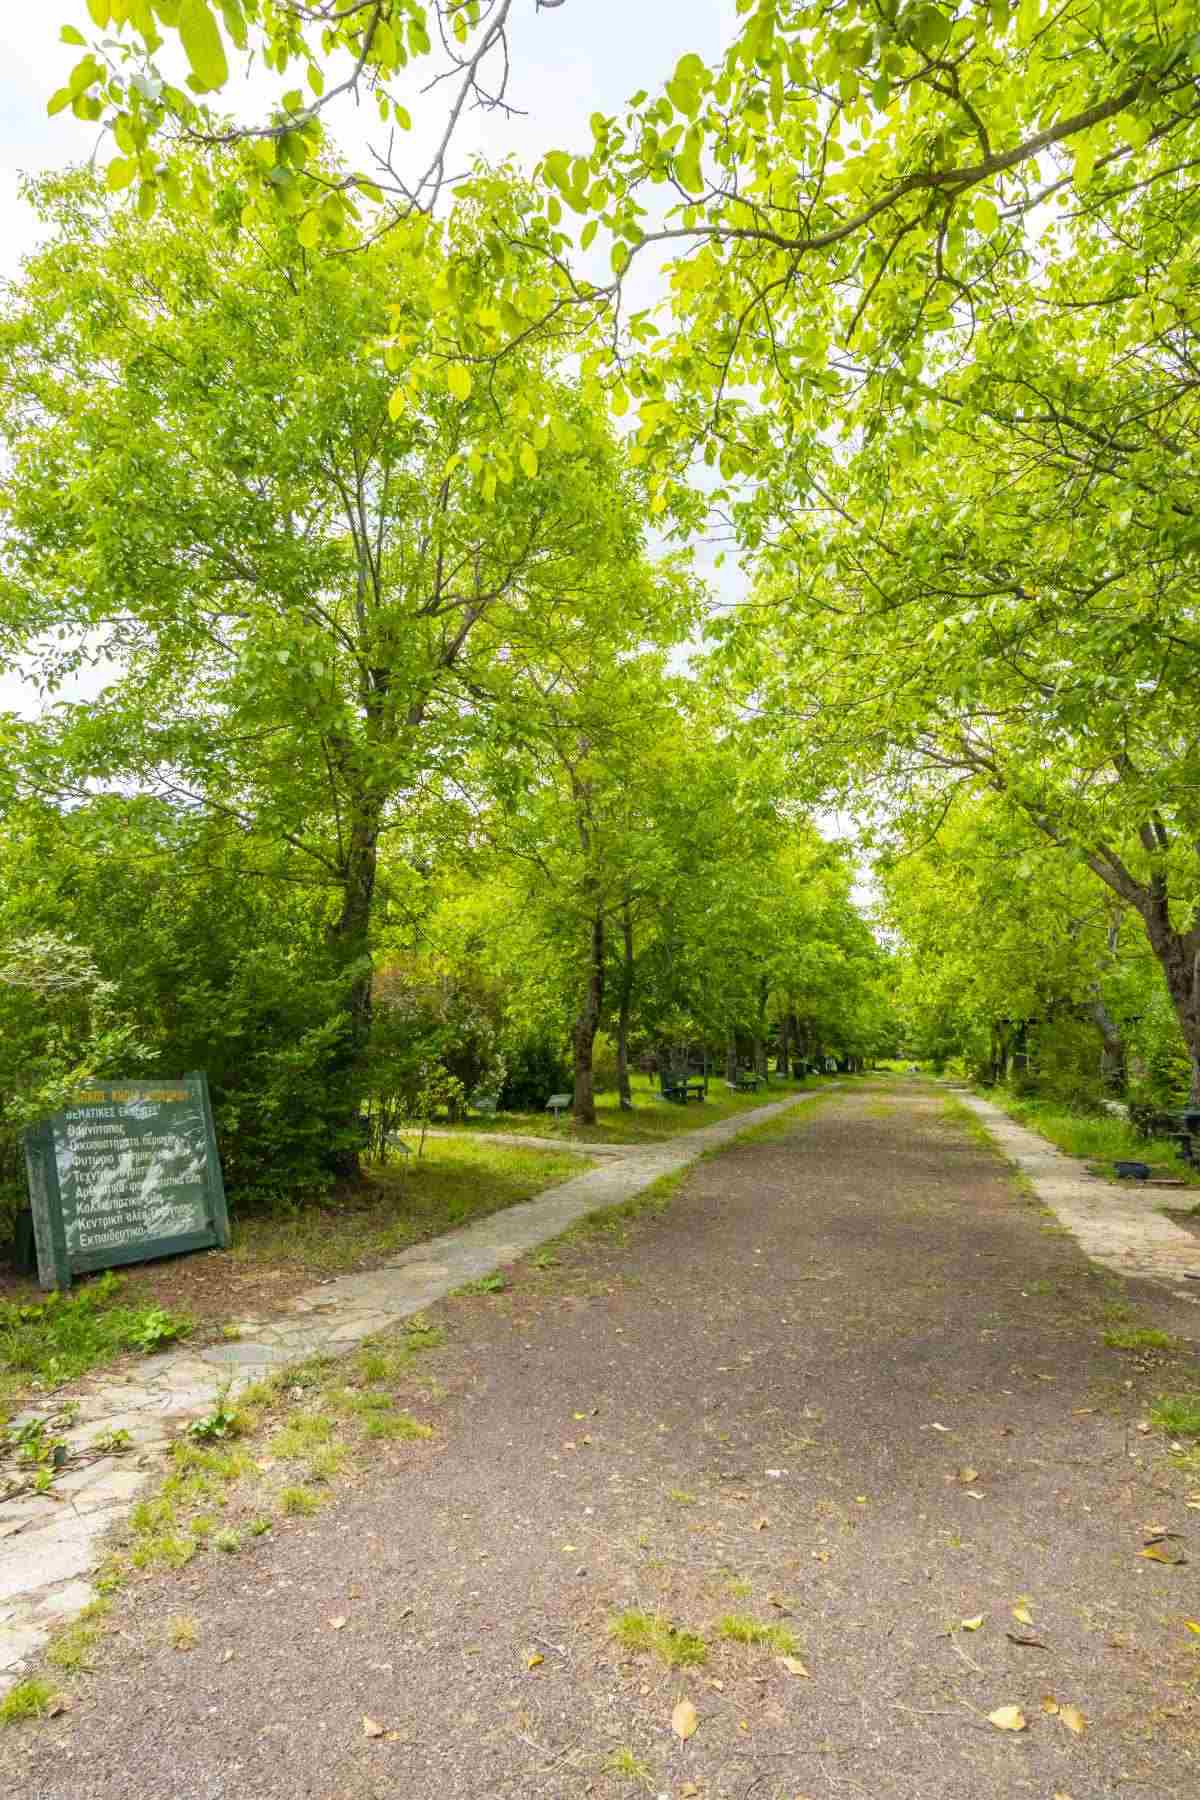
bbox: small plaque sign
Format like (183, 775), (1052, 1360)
(22, 1072), (230, 1289)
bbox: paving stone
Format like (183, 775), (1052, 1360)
(957, 1091), (1200, 1284)
(200, 1342), (299, 1368)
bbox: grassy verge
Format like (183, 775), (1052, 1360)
(448, 1071), (825, 1146)
(231, 1138), (592, 1276)
(1, 1273), (192, 1426)
(1, 1139), (589, 1425)
(977, 1091), (1200, 1189)
(2, 1312), (454, 1721)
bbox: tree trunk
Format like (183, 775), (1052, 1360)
(725, 1026), (738, 1084)
(616, 898), (634, 1111)
(1089, 993), (1126, 1094)
(754, 974), (769, 1079)
(572, 908), (605, 1128)
(776, 1010), (790, 1076)
(1137, 906), (1200, 1101)
(325, 810), (380, 1180)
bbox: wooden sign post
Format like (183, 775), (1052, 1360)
(22, 1072), (230, 1290)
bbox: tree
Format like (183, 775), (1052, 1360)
(0, 166), (645, 1170)
(877, 797), (1148, 1092)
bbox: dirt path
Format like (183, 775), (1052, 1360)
(4, 1081), (1199, 1798)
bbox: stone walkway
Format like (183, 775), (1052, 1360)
(957, 1090), (1200, 1290)
(0, 1090), (818, 1692)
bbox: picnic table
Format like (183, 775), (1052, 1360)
(727, 1071), (761, 1093)
(659, 1072), (706, 1105)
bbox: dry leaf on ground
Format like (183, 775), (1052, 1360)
(362, 1717), (385, 1739)
(1042, 1696), (1060, 1714)
(329, 1616), (347, 1631)
(777, 1655), (810, 1676)
(1185, 1620), (1200, 1635)
(957, 1466), (980, 1483)
(961, 1616), (984, 1632)
(526, 1651), (544, 1669)
(1139, 1544), (1187, 1565)
(752, 1516), (769, 1531)
(672, 1698), (699, 1741)
(1012, 1603), (1034, 1625)
(988, 1705), (1028, 1732)
(1059, 1704), (1087, 1736)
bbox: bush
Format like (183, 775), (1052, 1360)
(499, 1034), (571, 1111)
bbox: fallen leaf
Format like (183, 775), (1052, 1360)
(330, 1616), (347, 1631)
(752, 1516), (769, 1531)
(1059, 1704), (1087, 1736)
(1012, 1604), (1034, 1626)
(961, 1616), (985, 1632)
(1139, 1544), (1187, 1565)
(681, 1785), (699, 1798)
(777, 1656), (810, 1677)
(1185, 1620), (1200, 1635)
(363, 1716), (385, 1739)
(672, 1698), (699, 1742)
(526, 1651), (544, 1670)
(957, 1467), (980, 1484)
(1053, 1793), (1075, 1800)
(929, 1422), (950, 1432)
(709, 1679), (724, 1691)
(965, 1490), (986, 1500)
(1042, 1696), (1060, 1714)
(1006, 1633), (1048, 1649)
(988, 1705), (1028, 1732)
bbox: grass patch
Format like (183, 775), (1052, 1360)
(167, 1615), (199, 1650)
(364, 1410), (432, 1441)
(450, 1070), (818, 1147)
(45, 1601), (109, 1675)
(992, 1094), (1200, 1184)
(716, 1613), (802, 1655)
(1150, 1395), (1200, 1440)
(607, 1609), (708, 1667)
(230, 1138), (592, 1277)
(0, 1270), (191, 1420)
(602, 1746), (654, 1787)
(940, 1097), (998, 1148)
(0, 1678), (58, 1726)
(1104, 1327), (1175, 1352)
(279, 1484), (322, 1516)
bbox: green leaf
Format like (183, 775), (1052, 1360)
(46, 87), (74, 117)
(85, 0), (110, 23)
(105, 157), (137, 192)
(973, 196), (1000, 235)
(178, 0), (229, 93)
(60, 25), (87, 46)
(519, 442), (538, 479)
(387, 385), (408, 421)
(296, 210), (321, 250)
(447, 364), (473, 402)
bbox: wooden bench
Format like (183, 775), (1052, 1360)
(470, 1092), (499, 1118)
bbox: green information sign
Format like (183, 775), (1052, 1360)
(22, 1072), (230, 1290)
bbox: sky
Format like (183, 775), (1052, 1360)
(0, 2), (742, 717)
